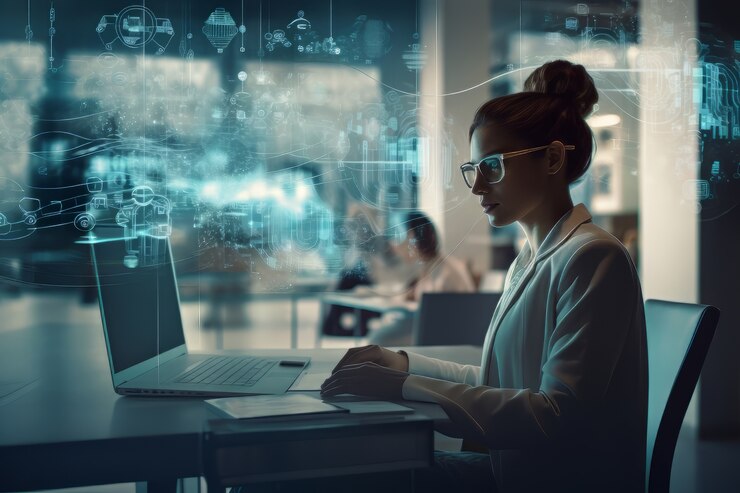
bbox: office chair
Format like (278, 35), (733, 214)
(645, 299), (720, 493)
(412, 292), (500, 346)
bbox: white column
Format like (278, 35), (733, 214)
(419, 0), (492, 274)
(638, 0), (699, 303)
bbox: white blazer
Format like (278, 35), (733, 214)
(402, 204), (648, 493)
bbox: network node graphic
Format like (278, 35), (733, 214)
(97, 5), (174, 54)
(264, 30), (291, 52)
(203, 8), (238, 53)
(74, 213), (96, 232)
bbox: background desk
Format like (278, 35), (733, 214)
(318, 292), (419, 345)
(178, 273), (334, 349)
(0, 320), (481, 492)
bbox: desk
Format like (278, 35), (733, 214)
(318, 292), (418, 345)
(320, 293), (418, 315)
(0, 320), (481, 492)
(178, 273), (334, 349)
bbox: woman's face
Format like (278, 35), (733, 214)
(469, 123), (551, 227)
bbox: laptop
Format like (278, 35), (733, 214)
(91, 235), (310, 397)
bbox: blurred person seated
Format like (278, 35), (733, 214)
(368, 211), (475, 346)
(322, 203), (393, 336)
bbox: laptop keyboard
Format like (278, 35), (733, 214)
(174, 356), (277, 387)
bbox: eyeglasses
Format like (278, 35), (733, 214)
(459, 143), (575, 188)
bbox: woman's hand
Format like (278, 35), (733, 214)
(320, 362), (409, 399)
(331, 345), (409, 374)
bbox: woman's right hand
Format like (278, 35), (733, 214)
(331, 345), (409, 374)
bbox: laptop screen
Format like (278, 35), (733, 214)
(92, 237), (185, 374)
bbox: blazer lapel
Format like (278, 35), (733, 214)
(479, 204), (593, 384)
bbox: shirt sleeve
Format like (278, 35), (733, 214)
(401, 239), (640, 449)
(402, 350), (480, 386)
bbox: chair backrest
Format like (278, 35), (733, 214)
(645, 299), (720, 493)
(412, 292), (500, 346)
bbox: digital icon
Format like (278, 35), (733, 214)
(402, 33), (427, 71)
(86, 176), (103, 193)
(287, 11), (311, 31)
(118, 191), (172, 267)
(97, 51), (119, 69)
(131, 185), (154, 206)
(322, 37), (340, 55)
(115, 209), (131, 227)
(97, 5), (174, 54)
(264, 29), (291, 52)
(92, 195), (107, 209)
(683, 179), (710, 200)
(203, 8), (238, 53)
(74, 213), (96, 232)
(711, 160), (720, 176)
(123, 254), (138, 269)
(48, 3), (62, 72)
(18, 197), (41, 214)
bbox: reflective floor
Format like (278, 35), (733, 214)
(2, 290), (739, 493)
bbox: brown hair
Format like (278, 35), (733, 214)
(469, 60), (598, 184)
(405, 211), (438, 259)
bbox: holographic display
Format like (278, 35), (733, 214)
(0, 0), (736, 293)
(97, 5), (174, 54)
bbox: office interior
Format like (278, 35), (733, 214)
(0, 0), (738, 492)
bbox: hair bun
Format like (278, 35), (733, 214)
(523, 60), (598, 118)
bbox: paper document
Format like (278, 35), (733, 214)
(288, 371), (331, 391)
(206, 393), (347, 420)
(332, 401), (414, 415)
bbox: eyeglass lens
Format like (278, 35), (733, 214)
(462, 156), (503, 187)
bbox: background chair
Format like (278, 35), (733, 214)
(412, 292), (500, 346)
(645, 299), (720, 493)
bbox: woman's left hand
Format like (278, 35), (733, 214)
(320, 362), (409, 399)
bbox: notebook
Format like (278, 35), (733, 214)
(205, 394), (348, 420)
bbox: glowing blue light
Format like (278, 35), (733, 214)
(295, 182), (309, 201)
(202, 182), (219, 198)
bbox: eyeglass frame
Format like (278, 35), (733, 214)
(459, 142), (576, 188)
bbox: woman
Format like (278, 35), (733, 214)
(368, 210), (475, 346)
(321, 60), (648, 493)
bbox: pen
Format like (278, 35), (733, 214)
(279, 360), (306, 367)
